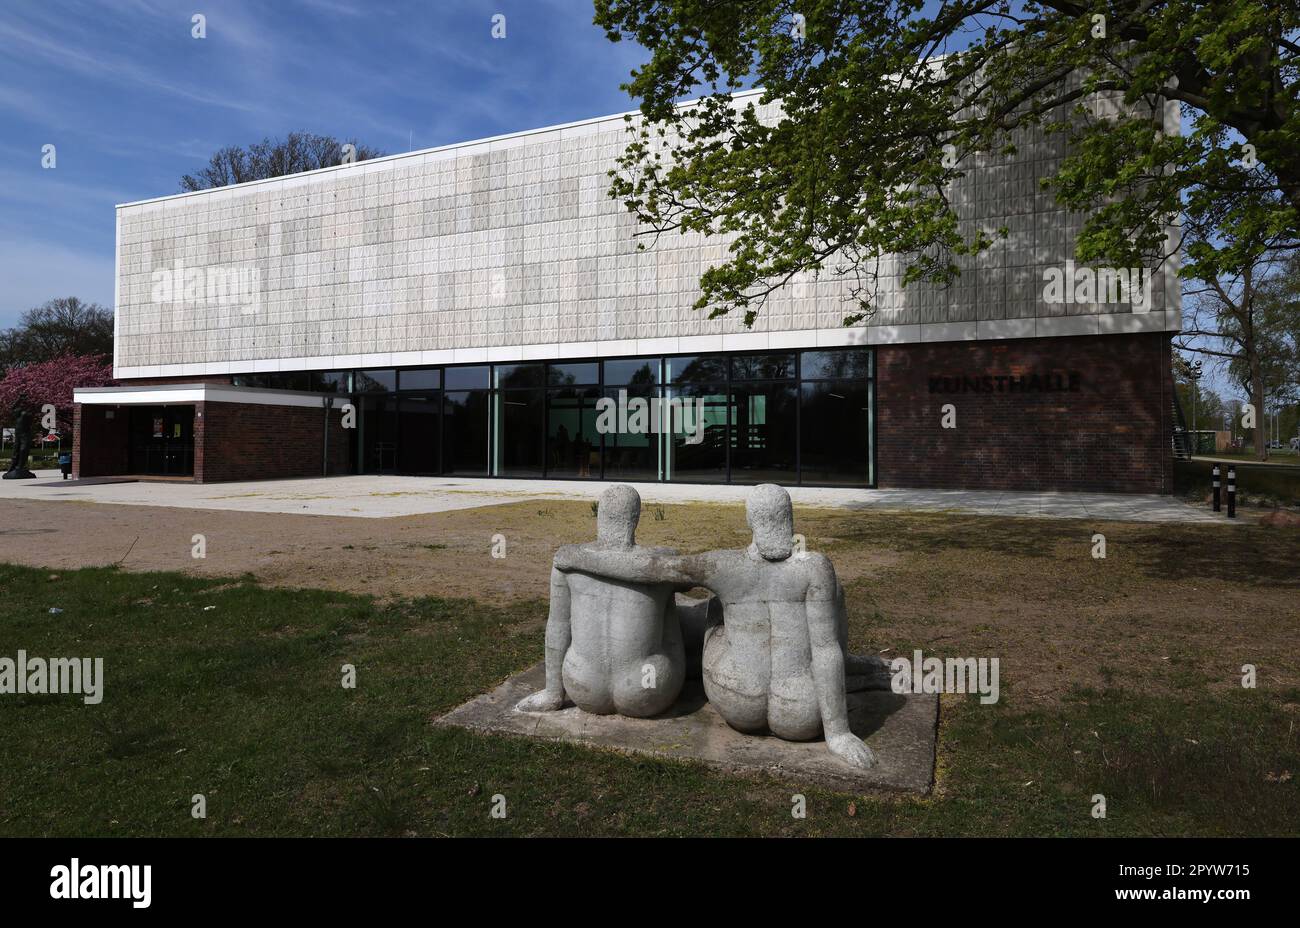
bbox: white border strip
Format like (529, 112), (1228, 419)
(112, 313), (1175, 380)
(113, 209), (121, 372)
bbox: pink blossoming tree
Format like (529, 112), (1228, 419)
(0, 354), (114, 435)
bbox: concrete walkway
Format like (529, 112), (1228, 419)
(0, 470), (1222, 523)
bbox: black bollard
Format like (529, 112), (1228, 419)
(1212, 464), (1221, 512)
(1227, 466), (1236, 518)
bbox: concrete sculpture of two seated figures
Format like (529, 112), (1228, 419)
(514, 482), (889, 770)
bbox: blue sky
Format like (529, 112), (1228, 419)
(0, 0), (650, 328)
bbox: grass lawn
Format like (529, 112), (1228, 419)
(1, 501), (1297, 836)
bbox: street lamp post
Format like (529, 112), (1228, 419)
(1187, 361), (1202, 452)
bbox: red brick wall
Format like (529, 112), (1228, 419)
(72, 405), (129, 478)
(875, 332), (1173, 493)
(195, 401), (351, 483)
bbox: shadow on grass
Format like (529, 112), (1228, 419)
(942, 686), (1300, 836)
(1124, 526), (1300, 587)
(809, 510), (1300, 588)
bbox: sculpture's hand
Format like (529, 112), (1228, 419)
(827, 732), (876, 769)
(552, 545), (579, 572)
(514, 689), (565, 713)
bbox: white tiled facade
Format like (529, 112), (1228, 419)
(113, 90), (1180, 379)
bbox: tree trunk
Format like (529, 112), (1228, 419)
(1250, 356), (1269, 463)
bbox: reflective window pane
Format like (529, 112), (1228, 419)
(601, 386), (660, 481)
(443, 390), (489, 475)
(547, 387), (601, 478)
(666, 355), (727, 383)
(665, 384), (727, 481)
(270, 372), (309, 391)
(397, 394), (440, 474)
(494, 363), (544, 389)
(355, 369), (397, 392)
(729, 382), (797, 483)
(399, 368), (441, 391)
(310, 371), (352, 393)
(360, 395), (398, 473)
(801, 349), (872, 380)
(548, 362), (599, 386)
(445, 365), (489, 390)
(494, 390), (545, 476)
(800, 381), (871, 485)
(604, 358), (660, 386)
(731, 352), (795, 381)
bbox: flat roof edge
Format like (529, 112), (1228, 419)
(78, 383), (334, 396)
(115, 88), (768, 211)
(75, 384), (345, 411)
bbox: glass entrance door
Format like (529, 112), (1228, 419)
(128, 406), (194, 476)
(359, 395), (398, 474)
(397, 394), (440, 474)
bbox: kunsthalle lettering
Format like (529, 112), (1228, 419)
(929, 371), (1082, 394)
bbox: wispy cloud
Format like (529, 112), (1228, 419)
(0, 19), (265, 114)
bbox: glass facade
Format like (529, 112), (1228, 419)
(239, 348), (875, 485)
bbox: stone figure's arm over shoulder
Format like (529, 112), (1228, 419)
(553, 545), (715, 588)
(806, 553), (875, 769)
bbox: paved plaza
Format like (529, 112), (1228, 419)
(0, 470), (1221, 523)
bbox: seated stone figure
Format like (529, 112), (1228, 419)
(515, 485), (686, 718)
(555, 484), (877, 769)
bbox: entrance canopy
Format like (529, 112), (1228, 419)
(73, 383), (336, 408)
(72, 383), (349, 483)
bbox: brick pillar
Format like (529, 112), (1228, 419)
(71, 404), (84, 479)
(194, 402), (206, 482)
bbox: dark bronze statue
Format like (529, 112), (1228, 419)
(3, 409), (37, 480)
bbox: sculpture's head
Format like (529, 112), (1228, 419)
(595, 484), (640, 547)
(746, 484), (794, 561)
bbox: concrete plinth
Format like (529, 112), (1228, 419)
(435, 663), (939, 794)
